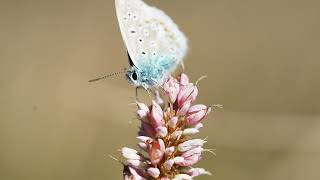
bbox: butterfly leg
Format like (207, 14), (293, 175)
(151, 78), (164, 89)
(180, 61), (185, 71)
(134, 87), (140, 102)
(134, 86), (151, 101)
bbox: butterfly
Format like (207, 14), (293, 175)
(115, 0), (188, 89)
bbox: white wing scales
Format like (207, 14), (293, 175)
(115, 0), (188, 70)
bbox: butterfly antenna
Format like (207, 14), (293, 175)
(88, 68), (127, 83)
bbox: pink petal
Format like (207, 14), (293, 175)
(149, 100), (164, 129)
(177, 154), (201, 167)
(179, 73), (189, 86)
(147, 167), (160, 178)
(177, 100), (192, 116)
(177, 84), (198, 107)
(154, 91), (164, 105)
(147, 139), (165, 165)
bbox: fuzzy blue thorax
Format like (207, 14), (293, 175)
(126, 55), (177, 89)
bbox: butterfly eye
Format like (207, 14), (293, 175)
(131, 72), (138, 81)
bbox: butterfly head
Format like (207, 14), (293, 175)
(126, 66), (142, 87)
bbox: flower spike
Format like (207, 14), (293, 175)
(119, 73), (216, 179)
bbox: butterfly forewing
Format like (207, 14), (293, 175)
(115, 0), (188, 72)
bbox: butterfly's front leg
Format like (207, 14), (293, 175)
(180, 61), (185, 71)
(134, 87), (142, 102)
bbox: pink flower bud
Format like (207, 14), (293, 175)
(171, 130), (182, 140)
(136, 136), (152, 143)
(184, 168), (212, 177)
(123, 166), (147, 180)
(164, 159), (175, 170)
(183, 128), (199, 136)
(168, 116), (178, 128)
(137, 142), (147, 151)
(156, 126), (168, 138)
(163, 76), (180, 103)
(137, 102), (149, 112)
(177, 100), (191, 116)
(137, 102), (149, 122)
(177, 154), (201, 167)
(121, 147), (141, 160)
(173, 156), (185, 164)
(186, 104), (211, 125)
(126, 159), (146, 169)
(177, 83), (198, 107)
(181, 147), (203, 158)
(178, 139), (206, 152)
(147, 167), (160, 178)
(194, 123), (204, 130)
(154, 91), (164, 105)
(164, 146), (175, 156)
(137, 110), (148, 122)
(160, 178), (171, 180)
(140, 122), (156, 138)
(178, 73), (189, 86)
(147, 139), (165, 165)
(160, 177), (171, 180)
(174, 174), (192, 180)
(149, 100), (164, 129)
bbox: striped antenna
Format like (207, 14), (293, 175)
(88, 68), (127, 83)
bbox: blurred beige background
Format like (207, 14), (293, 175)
(1, 0), (320, 179)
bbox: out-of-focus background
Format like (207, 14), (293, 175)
(1, 0), (319, 179)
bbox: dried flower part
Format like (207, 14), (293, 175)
(120, 73), (214, 179)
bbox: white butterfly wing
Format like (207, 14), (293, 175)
(115, 0), (188, 70)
